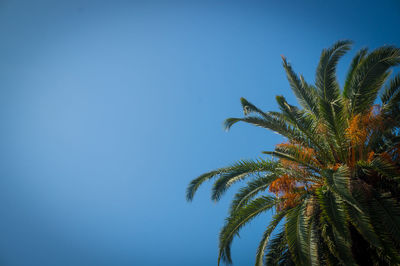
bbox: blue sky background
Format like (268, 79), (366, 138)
(0, 0), (400, 265)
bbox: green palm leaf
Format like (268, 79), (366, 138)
(369, 192), (400, 243)
(308, 218), (320, 266)
(265, 230), (294, 266)
(186, 159), (277, 201)
(316, 40), (352, 102)
(346, 46), (400, 115)
(317, 188), (349, 240)
(382, 73), (400, 102)
(255, 210), (288, 266)
(323, 166), (363, 213)
(224, 115), (309, 146)
(218, 196), (277, 265)
(282, 56), (319, 117)
(211, 159), (278, 201)
(285, 199), (310, 265)
(315, 40), (352, 155)
(343, 48), (368, 97)
(229, 173), (278, 215)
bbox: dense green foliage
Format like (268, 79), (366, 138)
(187, 41), (400, 265)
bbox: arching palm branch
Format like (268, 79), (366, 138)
(187, 40), (400, 265)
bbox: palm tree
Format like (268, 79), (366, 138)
(187, 40), (400, 265)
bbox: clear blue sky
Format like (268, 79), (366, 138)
(0, 1), (400, 265)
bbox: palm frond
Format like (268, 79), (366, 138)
(211, 159), (278, 201)
(263, 150), (320, 173)
(240, 97), (270, 118)
(229, 173), (278, 215)
(382, 74), (400, 114)
(316, 40), (352, 102)
(347, 202), (382, 249)
(218, 196), (277, 265)
(274, 95), (334, 161)
(308, 218), (320, 266)
(347, 46), (400, 115)
(320, 217), (356, 265)
(369, 192), (400, 244)
(186, 170), (220, 201)
(282, 56), (319, 117)
(285, 199), (310, 265)
(359, 156), (400, 182)
(343, 48), (368, 97)
(224, 115), (311, 147)
(265, 230), (294, 266)
(317, 188), (349, 240)
(255, 210), (287, 266)
(381, 74), (400, 104)
(315, 40), (352, 154)
(186, 159), (278, 201)
(323, 166), (363, 213)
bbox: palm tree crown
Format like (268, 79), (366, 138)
(187, 40), (400, 265)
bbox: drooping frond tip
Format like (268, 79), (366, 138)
(239, 97), (270, 119)
(186, 170), (219, 201)
(218, 196), (277, 265)
(211, 159), (278, 202)
(223, 117), (241, 131)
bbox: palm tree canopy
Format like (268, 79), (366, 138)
(187, 41), (400, 265)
